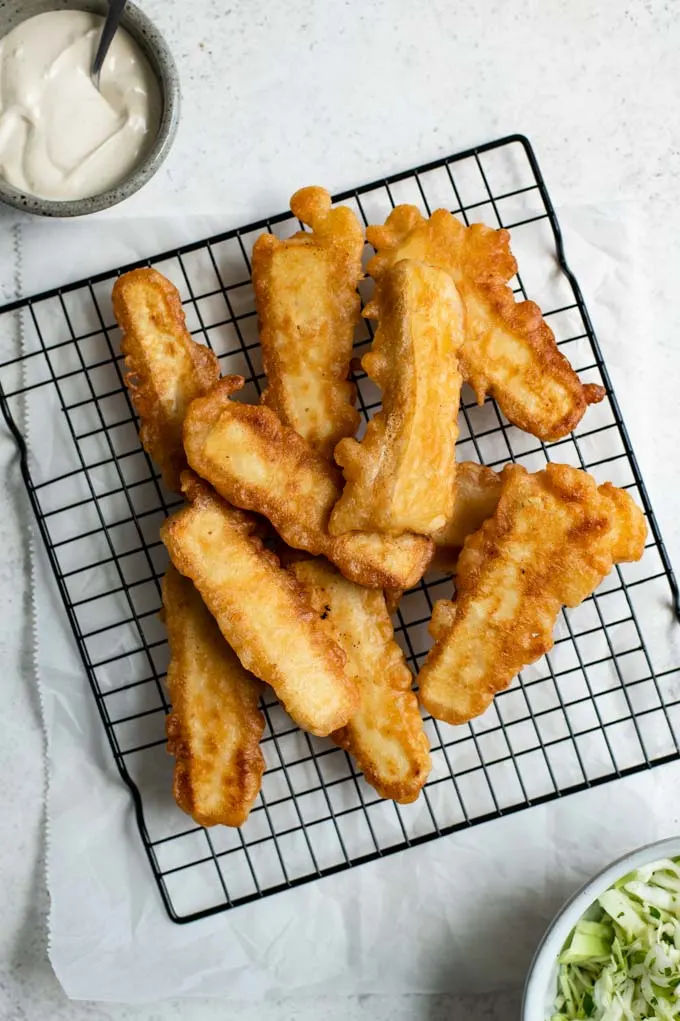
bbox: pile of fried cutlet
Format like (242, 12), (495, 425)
(111, 187), (646, 827)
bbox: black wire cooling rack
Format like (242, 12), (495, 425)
(1, 134), (679, 925)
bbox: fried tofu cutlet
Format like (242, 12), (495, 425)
(162, 566), (265, 828)
(183, 377), (433, 590)
(366, 207), (605, 442)
(418, 463), (647, 725)
(291, 559), (431, 803)
(329, 260), (464, 537)
(112, 268), (220, 491)
(161, 473), (359, 737)
(252, 186), (363, 458)
(432, 461), (503, 572)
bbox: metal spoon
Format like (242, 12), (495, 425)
(91, 0), (129, 90)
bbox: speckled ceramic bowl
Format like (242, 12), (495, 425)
(0, 0), (180, 216)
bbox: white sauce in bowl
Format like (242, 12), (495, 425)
(0, 10), (161, 201)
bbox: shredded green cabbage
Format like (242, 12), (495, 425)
(552, 858), (680, 1020)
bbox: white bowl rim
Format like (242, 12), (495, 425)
(522, 835), (680, 1021)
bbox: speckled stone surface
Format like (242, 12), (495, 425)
(0, 0), (679, 1018)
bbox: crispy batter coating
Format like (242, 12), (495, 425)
(252, 186), (363, 457)
(291, 559), (431, 803)
(160, 473), (359, 737)
(162, 566), (265, 828)
(383, 588), (403, 615)
(328, 530), (432, 590)
(366, 206), (605, 442)
(419, 463), (647, 725)
(183, 377), (433, 590)
(330, 260), (464, 537)
(112, 268), (220, 491)
(432, 461), (503, 572)
(385, 458), (501, 610)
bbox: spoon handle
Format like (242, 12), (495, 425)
(91, 0), (129, 81)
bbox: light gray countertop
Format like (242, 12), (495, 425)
(1, 1), (679, 1018)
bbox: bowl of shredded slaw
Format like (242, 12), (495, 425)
(523, 837), (680, 1021)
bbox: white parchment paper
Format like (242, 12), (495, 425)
(17, 205), (680, 1002)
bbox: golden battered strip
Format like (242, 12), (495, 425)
(291, 559), (431, 803)
(418, 463), (647, 725)
(387, 461), (502, 589)
(366, 207), (605, 442)
(183, 377), (433, 590)
(162, 566), (265, 828)
(329, 260), (464, 537)
(252, 186), (363, 457)
(329, 530), (432, 591)
(112, 268), (220, 491)
(160, 473), (359, 737)
(432, 461), (503, 572)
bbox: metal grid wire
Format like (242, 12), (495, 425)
(0, 134), (679, 925)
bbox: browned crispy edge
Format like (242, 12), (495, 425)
(462, 287), (605, 440)
(332, 259), (463, 537)
(366, 206), (606, 441)
(251, 187), (362, 455)
(383, 588), (403, 615)
(366, 207), (518, 288)
(112, 267), (220, 491)
(162, 566), (265, 828)
(161, 472), (357, 737)
(184, 376), (342, 557)
(329, 532), (434, 590)
(420, 463), (647, 724)
(184, 380), (434, 590)
(291, 560), (431, 804)
(432, 461), (504, 571)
